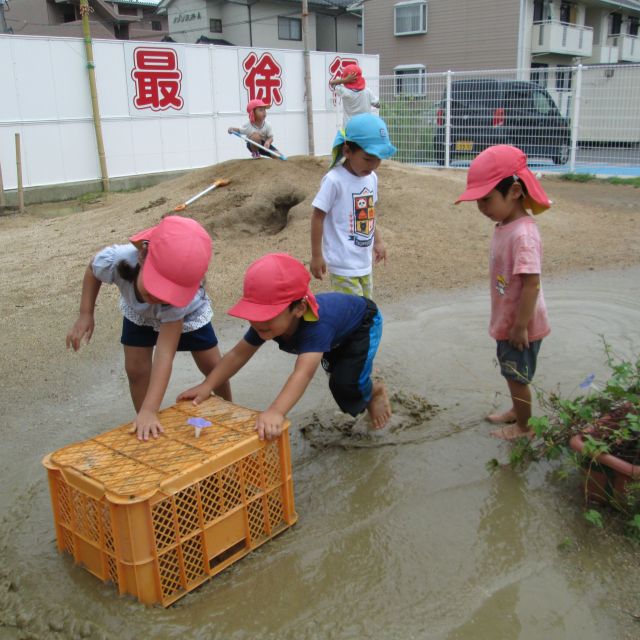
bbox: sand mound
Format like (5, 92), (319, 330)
(1, 156), (639, 396)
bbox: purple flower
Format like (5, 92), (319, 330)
(579, 374), (595, 389)
(187, 418), (212, 428)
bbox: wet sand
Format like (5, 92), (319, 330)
(2, 267), (640, 639)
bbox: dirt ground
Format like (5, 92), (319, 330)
(1, 157), (639, 400)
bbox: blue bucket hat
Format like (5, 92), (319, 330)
(330, 113), (397, 168)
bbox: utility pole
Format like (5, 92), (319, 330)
(302, 0), (315, 155)
(80, 0), (109, 192)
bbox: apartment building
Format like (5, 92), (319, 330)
(1, 0), (167, 40)
(363, 0), (640, 80)
(157, 0), (362, 51)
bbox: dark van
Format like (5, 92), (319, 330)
(434, 79), (571, 165)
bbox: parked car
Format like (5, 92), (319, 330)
(434, 79), (571, 165)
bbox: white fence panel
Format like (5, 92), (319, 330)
(0, 34), (378, 190)
(378, 64), (640, 171)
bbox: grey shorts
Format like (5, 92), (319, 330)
(496, 339), (542, 384)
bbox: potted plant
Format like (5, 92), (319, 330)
(501, 345), (640, 537)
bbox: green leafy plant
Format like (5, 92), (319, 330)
(505, 343), (640, 538)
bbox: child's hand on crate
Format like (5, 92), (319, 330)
(177, 382), (213, 405)
(131, 408), (164, 441)
(255, 408), (284, 441)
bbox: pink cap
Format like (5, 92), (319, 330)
(227, 253), (319, 322)
(129, 216), (212, 307)
(341, 64), (365, 91)
(455, 145), (551, 214)
(247, 99), (270, 124)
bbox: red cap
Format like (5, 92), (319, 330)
(341, 64), (365, 91)
(227, 253), (319, 322)
(129, 216), (212, 307)
(247, 99), (270, 124)
(455, 145), (551, 214)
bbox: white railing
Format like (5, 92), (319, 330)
(532, 21), (593, 57)
(607, 34), (640, 62)
(377, 64), (640, 172)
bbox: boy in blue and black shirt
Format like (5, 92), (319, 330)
(178, 253), (391, 440)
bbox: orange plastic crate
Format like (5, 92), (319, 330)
(42, 396), (297, 607)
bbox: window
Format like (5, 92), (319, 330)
(532, 90), (554, 115)
(629, 17), (639, 37)
(357, 23), (362, 46)
(531, 63), (549, 87)
(278, 16), (301, 41)
(394, 65), (426, 95)
(609, 12), (622, 36)
(394, 1), (427, 36)
(118, 6), (138, 17)
(534, 0), (552, 22)
(555, 66), (572, 91)
(151, 21), (162, 32)
(210, 18), (222, 33)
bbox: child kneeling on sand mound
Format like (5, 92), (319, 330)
(178, 253), (391, 440)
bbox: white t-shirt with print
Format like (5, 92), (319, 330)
(334, 85), (379, 123)
(312, 165), (378, 277)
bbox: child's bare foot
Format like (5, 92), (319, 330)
(490, 424), (533, 441)
(367, 381), (391, 430)
(485, 409), (517, 424)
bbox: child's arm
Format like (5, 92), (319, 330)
(228, 126), (240, 133)
(509, 273), (540, 351)
(132, 320), (182, 441)
(329, 73), (357, 87)
(177, 338), (259, 404)
(373, 227), (387, 265)
(255, 351), (323, 441)
(310, 207), (327, 279)
(66, 262), (102, 351)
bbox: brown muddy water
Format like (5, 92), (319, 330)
(2, 268), (640, 640)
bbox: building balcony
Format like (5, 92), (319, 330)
(607, 33), (640, 62)
(531, 20), (593, 57)
(585, 43), (619, 64)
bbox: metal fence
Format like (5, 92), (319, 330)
(376, 64), (640, 173)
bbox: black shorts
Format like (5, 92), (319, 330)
(496, 339), (542, 384)
(120, 317), (218, 351)
(321, 298), (383, 416)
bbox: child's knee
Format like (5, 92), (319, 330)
(125, 359), (151, 383)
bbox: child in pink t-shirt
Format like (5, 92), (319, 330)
(456, 145), (551, 440)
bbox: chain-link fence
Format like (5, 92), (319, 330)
(376, 64), (640, 171)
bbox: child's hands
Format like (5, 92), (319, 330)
(228, 127), (238, 134)
(343, 72), (358, 83)
(310, 255), (327, 279)
(508, 325), (529, 351)
(177, 382), (213, 405)
(66, 313), (95, 351)
(255, 409), (284, 441)
(373, 240), (387, 265)
(131, 408), (164, 441)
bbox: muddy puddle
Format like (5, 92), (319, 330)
(2, 267), (640, 639)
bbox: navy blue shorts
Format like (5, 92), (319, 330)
(496, 339), (542, 384)
(121, 318), (218, 351)
(321, 298), (382, 416)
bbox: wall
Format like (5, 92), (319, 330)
(0, 34), (378, 190)
(364, 0), (521, 74)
